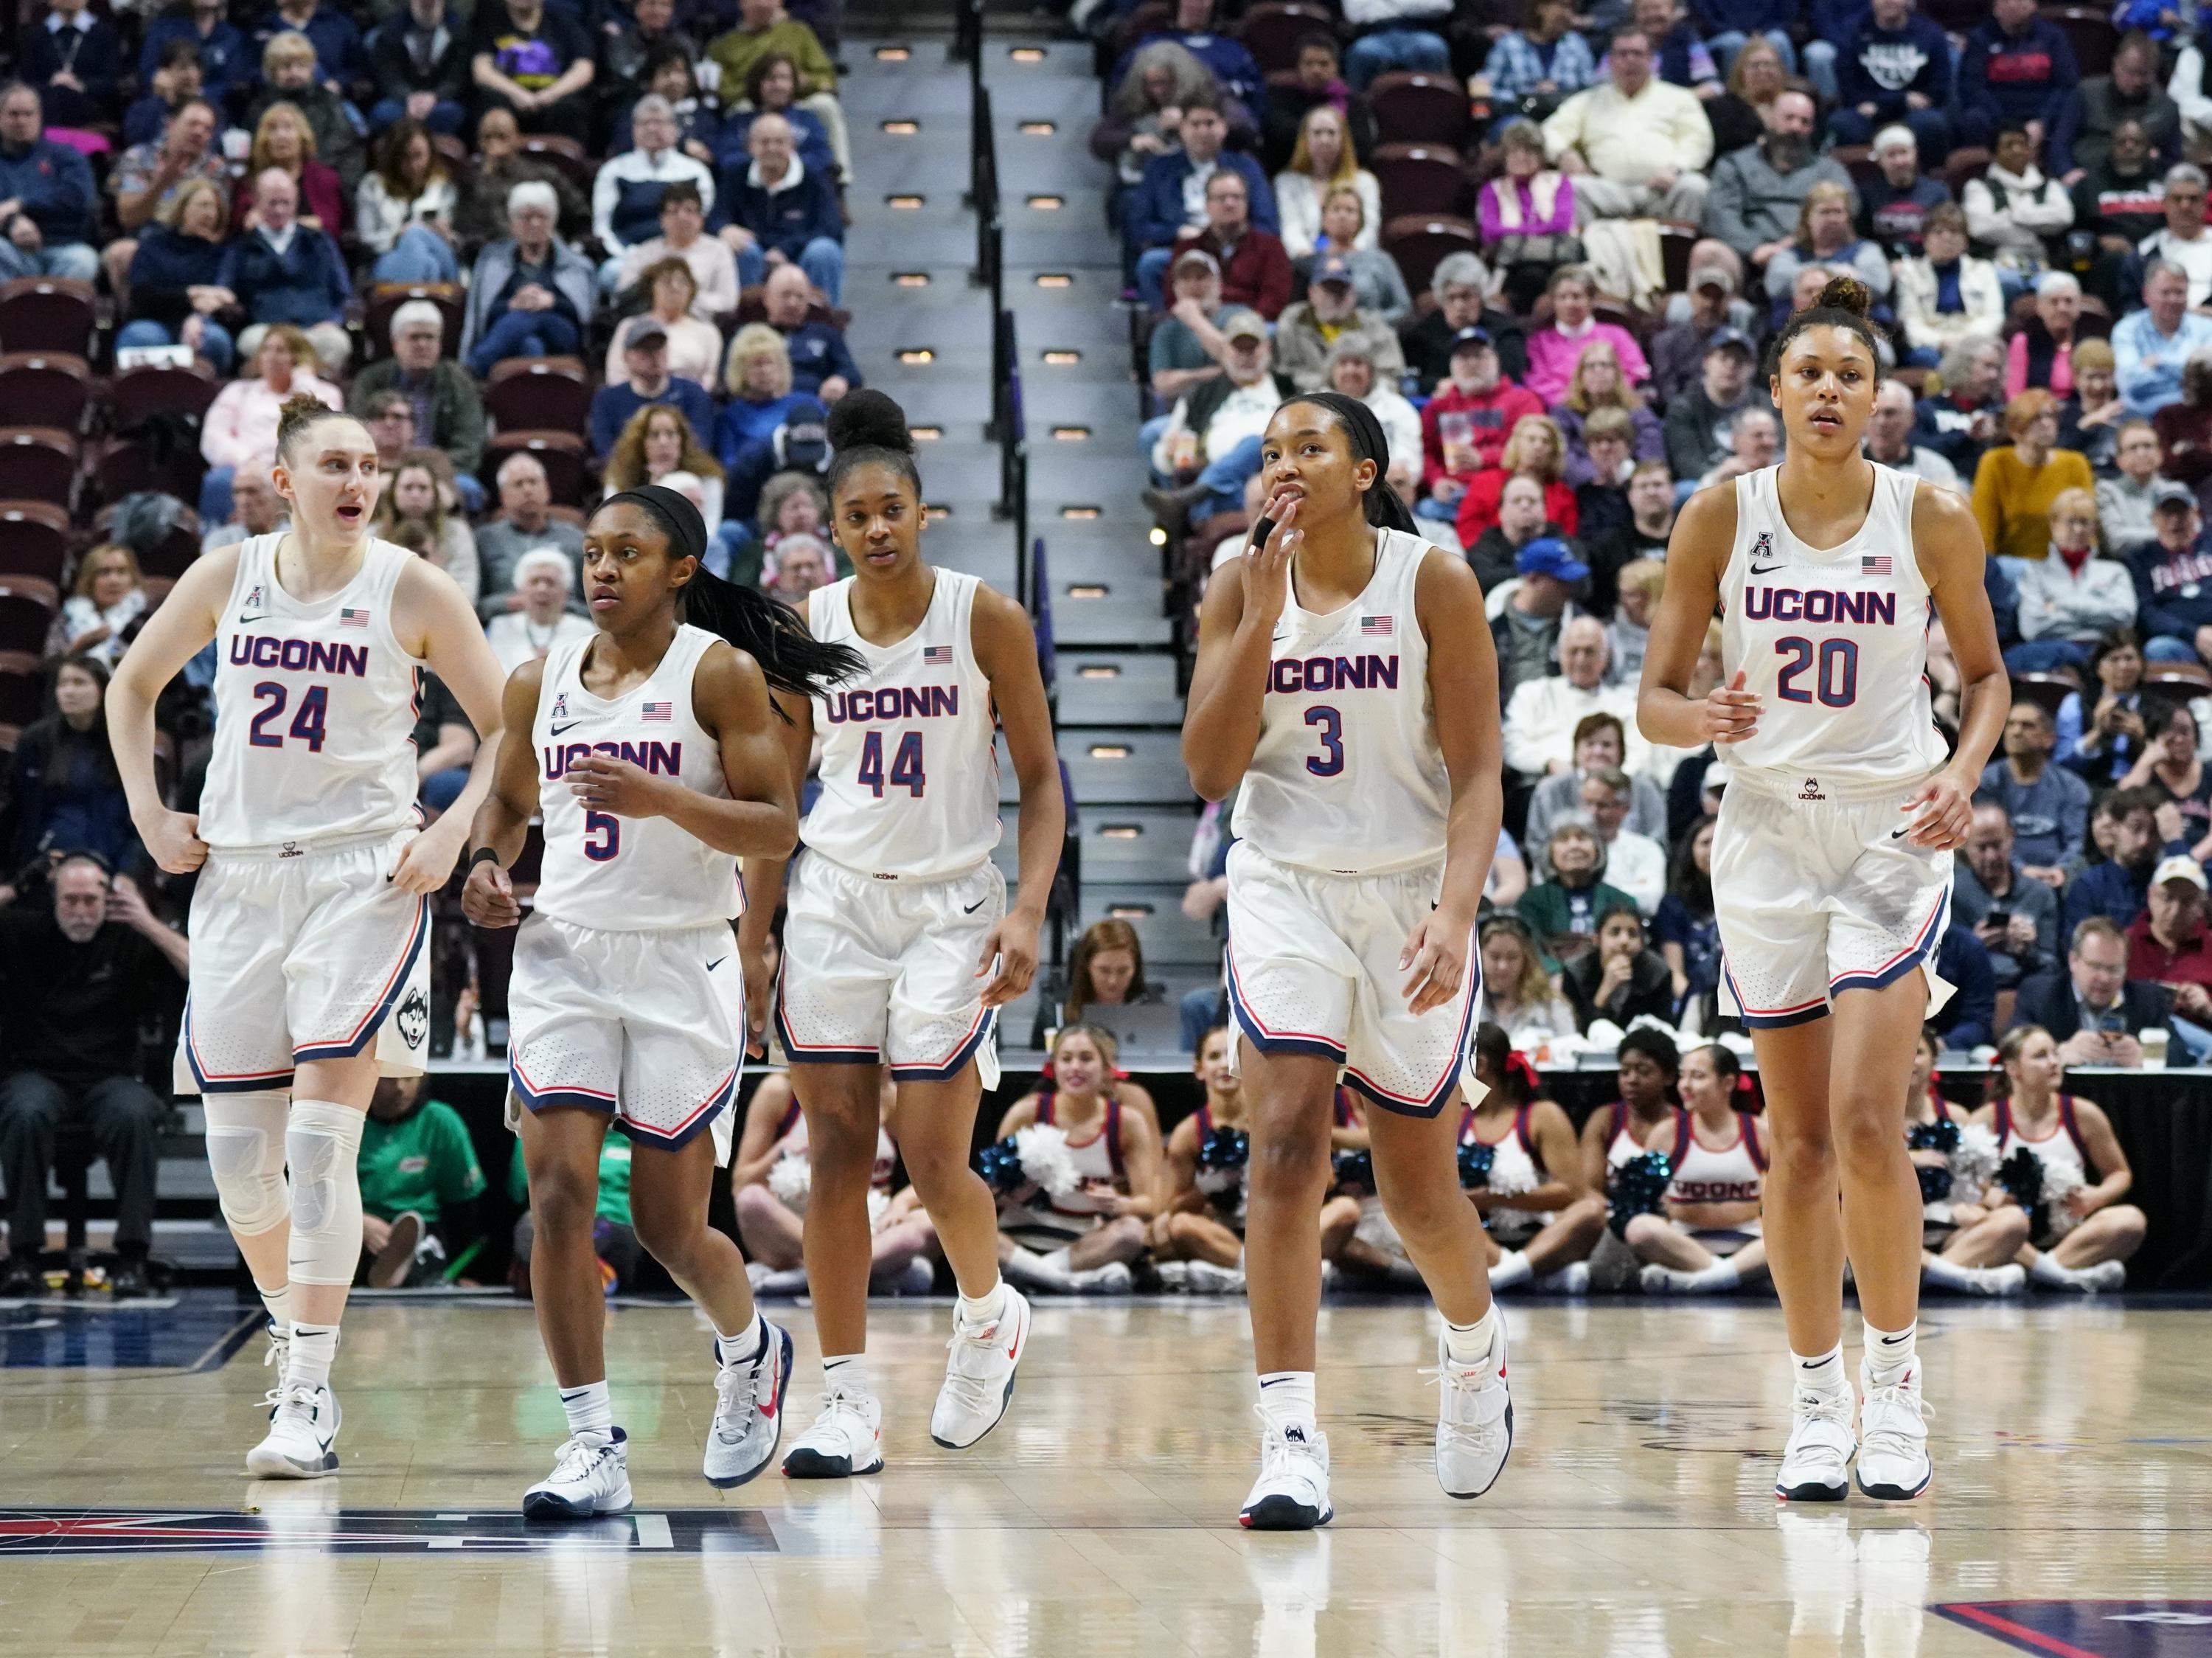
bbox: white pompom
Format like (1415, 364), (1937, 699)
(1947, 1122), (2002, 1207)
(1486, 1156), (1540, 1199)
(1194, 1165), (1240, 1195)
(866, 1188), (890, 1228)
(768, 1153), (811, 1213)
(1015, 1122), (1081, 1199)
(2038, 1160), (2085, 1239)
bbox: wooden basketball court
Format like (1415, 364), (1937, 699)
(4, 1294), (2206, 1656)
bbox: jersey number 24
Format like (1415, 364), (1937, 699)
(858, 730), (926, 797)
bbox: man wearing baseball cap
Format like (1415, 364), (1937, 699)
(2125, 479), (2212, 664)
(1144, 308), (1294, 532)
(1662, 325), (1771, 485)
(586, 313), (718, 460)
(1649, 255), (1747, 404)
(1489, 535), (1592, 706)
(1419, 323), (1543, 517)
(2126, 856), (2212, 1018)
(1272, 252), (1405, 392)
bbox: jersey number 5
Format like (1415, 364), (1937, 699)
(583, 811), (620, 861)
(1304, 706), (1343, 777)
(247, 681), (330, 752)
(1774, 637), (1858, 708)
(858, 730), (926, 797)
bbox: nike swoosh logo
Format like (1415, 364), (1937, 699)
(1891, 828), (1911, 839)
(549, 721), (580, 736)
(706, 957), (727, 971)
(962, 898), (988, 914)
(235, 612), (264, 625)
(1749, 561), (1785, 575)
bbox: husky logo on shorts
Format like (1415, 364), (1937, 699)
(396, 988), (429, 1051)
(1799, 777), (1825, 801)
(279, 840), (302, 859)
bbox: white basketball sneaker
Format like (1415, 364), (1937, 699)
(524, 1429), (633, 1519)
(1184, 1260), (1247, 1294)
(1430, 1325), (1514, 1499)
(782, 1387), (886, 1478)
(1855, 1362), (1933, 1502)
(1240, 1413), (1332, 1530)
(246, 1381), (342, 1478)
(930, 1285), (1032, 1449)
(703, 1322), (793, 1488)
(1775, 1386), (1857, 1502)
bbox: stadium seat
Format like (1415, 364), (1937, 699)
(1658, 221), (1700, 295)
(1943, 148), (1992, 196)
(2146, 661), (2212, 693)
(108, 361), (220, 428)
(2042, 5), (2116, 75)
(93, 503), (204, 581)
(0, 428), (77, 507)
(2011, 670), (2079, 721)
(1370, 143), (1470, 219)
(0, 352), (91, 435)
(0, 501), (68, 585)
(1367, 72), (1470, 148)
(483, 357), (593, 437)
(0, 277), (97, 357)
(1379, 213), (1480, 299)
(91, 431), (206, 505)
(732, 288), (853, 332)
(484, 430), (588, 507)
(0, 648), (43, 735)
(1106, 2), (1172, 67)
(0, 580), (58, 655)
(520, 134), (595, 195)
(362, 283), (466, 362)
(1236, 2), (1336, 73)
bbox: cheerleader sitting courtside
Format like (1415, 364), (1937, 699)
(1151, 1024), (1255, 1294)
(1466, 1024), (1606, 1294)
(1629, 1044), (1773, 1294)
(1906, 1028), (2029, 1297)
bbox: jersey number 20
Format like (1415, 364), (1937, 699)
(858, 730), (926, 797)
(1774, 637), (1858, 708)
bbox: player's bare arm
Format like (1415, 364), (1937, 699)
(394, 554), (511, 894)
(735, 686), (813, 1051)
(1638, 483), (1756, 752)
(1182, 499), (1295, 801)
(1900, 479), (2009, 850)
(461, 658), (549, 930)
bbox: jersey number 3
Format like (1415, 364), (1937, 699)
(1774, 637), (1858, 708)
(858, 730), (926, 797)
(1304, 706), (1343, 777)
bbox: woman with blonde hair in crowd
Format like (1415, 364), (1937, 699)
(1551, 339), (1664, 480)
(117, 176), (235, 370)
(197, 324), (341, 525)
(1275, 103), (1377, 260)
(1478, 915), (1576, 1039)
(716, 323), (806, 472)
(2008, 487), (2135, 673)
(50, 545), (149, 667)
(1456, 412), (1578, 543)
(605, 257), (723, 391)
(356, 117), (459, 285)
(1705, 33), (1792, 155)
(1040, 918), (1164, 1060)
(1972, 389), (2097, 564)
(236, 100), (344, 235)
(605, 403), (726, 534)
(372, 448), (480, 605)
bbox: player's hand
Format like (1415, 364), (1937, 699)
(1242, 492), (1300, 631)
(1399, 908), (1472, 1016)
(1700, 669), (1761, 746)
(738, 938), (773, 1058)
(1897, 769), (1972, 850)
(976, 906), (1041, 1007)
(566, 752), (669, 817)
(389, 817), (466, 895)
(139, 807), (209, 874)
(462, 856), (521, 928)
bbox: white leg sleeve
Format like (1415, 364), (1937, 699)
(285, 1100), (366, 1287)
(201, 1090), (292, 1235)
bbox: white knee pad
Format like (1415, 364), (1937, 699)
(285, 1100), (366, 1287)
(201, 1091), (292, 1235)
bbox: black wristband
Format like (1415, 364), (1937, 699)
(468, 845), (501, 871)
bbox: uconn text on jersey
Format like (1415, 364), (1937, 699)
(543, 740), (684, 777)
(824, 686), (960, 723)
(228, 636), (372, 677)
(1739, 588), (1899, 625)
(1268, 653), (1401, 694)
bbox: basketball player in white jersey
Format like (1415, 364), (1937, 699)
(1639, 277), (2009, 1503)
(1183, 391), (1511, 1530)
(732, 390), (1065, 1478)
(105, 396), (509, 1477)
(462, 486), (863, 1517)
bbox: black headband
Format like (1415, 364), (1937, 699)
(1276, 392), (1418, 533)
(600, 485), (709, 565)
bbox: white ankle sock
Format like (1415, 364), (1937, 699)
(285, 1321), (338, 1391)
(1003, 1244), (1065, 1286)
(715, 1312), (766, 1368)
(1791, 1343), (1846, 1396)
(821, 1353), (873, 1398)
(1256, 1370), (1317, 1430)
(958, 1278), (1009, 1323)
(258, 1283), (290, 1331)
(560, 1380), (613, 1440)
(1488, 1250), (1534, 1290)
(1921, 1254), (1980, 1292)
(1691, 1258), (1743, 1290)
(2030, 1252), (2080, 1287)
(1864, 1319), (1917, 1388)
(1442, 1305), (1500, 1368)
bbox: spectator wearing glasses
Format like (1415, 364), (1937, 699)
(462, 178), (596, 376)
(0, 856), (187, 1300)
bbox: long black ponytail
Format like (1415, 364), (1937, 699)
(596, 485), (864, 708)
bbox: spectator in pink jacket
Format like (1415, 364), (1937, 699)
(1478, 119), (1579, 313)
(197, 322), (341, 524)
(1524, 264), (1651, 406)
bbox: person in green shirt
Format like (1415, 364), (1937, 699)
(1515, 819), (1639, 972)
(705, 0), (850, 178)
(358, 1075), (487, 1288)
(508, 1134), (641, 1293)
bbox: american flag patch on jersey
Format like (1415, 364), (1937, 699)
(1360, 615), (1393, 636)
(1861, 555), (1893, 575)
(339, 607), (370, 628)
(923, 645), (954, 664)
(641, 701), (672, 721)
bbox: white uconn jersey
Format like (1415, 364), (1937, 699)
(803, 570), (1001, 879)
(1231, 527), (1449, 875)
(532, 625), (740, 931)
(1719, 464), (1947, 788)
(200, 535), (425, 849)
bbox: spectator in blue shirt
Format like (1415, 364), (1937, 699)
(1338, 0), (1454, 92)
(759, 261), (859, 400)
(1480, 0), (1601, 106)
(2062, 787), (2181, 934)
(1110, 0), (1267, 104)
(140, 0), (251, 111)
(1958, 0), (2079, 151)
(2114, 259), (2212, 416)
(125, 39), (212, 150)
(0, 84), (100, 282)
(717, 323), (807, 474)
(21, 0), (119, 131)
(713, 113), (844, 305)
(461, 178), (596, 375)
(253, 0), (367, 94)
(1803, 0), (1870, 103)
(366, 0), (470, 136)
(588, 317), (718, 460)
(1126, 97), (1276, 306)
(2126, 483), (2212, 661)
(1977, 700), (2093, 875)
(1930, 923), (1999, 1049)
(714, 51), (833, 179)
(215, 167), (352, 359)
(1828, 0), (1952, 159)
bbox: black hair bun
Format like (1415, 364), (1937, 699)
(1815, 275), (1873, 319)
(825, 388), (914, 455)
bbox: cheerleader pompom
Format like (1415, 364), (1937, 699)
(1607, 1150), (1673, 1238)
(866, 1188), (890, 1228)
(1947, 1121), (2003, 1205)
(768, 1153), (811, 1213)
(1332, 1147), (1374, 1194)
(1489, 1152), (1539, 1200)
(1196, 1125), (1249, 1195)
(1458, 1140), (1495, 1190)
(1014, 1122), (1080, 1199)
(2038, 1159), (2085, 1240)
(977, 1136), (1027, 1194)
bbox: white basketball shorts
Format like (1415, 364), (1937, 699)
(1713, 770), (1956, 1029)
(1223, 843), (1481, 1118)
(776, 853), (1004, 1086)
(506, 912), (742, 1162)
(175, 830), (431, 1095)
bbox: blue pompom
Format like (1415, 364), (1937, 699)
(1332, 1147), (1374, 1193)
(1458, 1139), (1495, 1189)
(977, 1136), (1028, 1195)
(1906, 1117), (1961, 1155)
(1199, 1125), (1250, 1171)
(1606, 1149), (1673, 1238)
